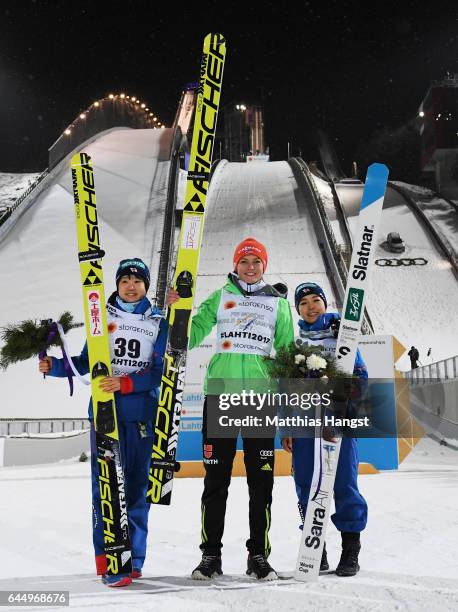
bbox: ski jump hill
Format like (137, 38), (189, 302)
(0, 114), (457, 462)
(0, 95), (457, 611)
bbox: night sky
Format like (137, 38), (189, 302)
(1, 1), (457, 173)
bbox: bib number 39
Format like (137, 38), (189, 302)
(114, 338), (141, 358)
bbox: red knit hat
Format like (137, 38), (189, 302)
(233, 237), (268, 272)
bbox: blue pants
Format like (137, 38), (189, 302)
(292, 436), (367, 533)
(90, 421), (154, 573)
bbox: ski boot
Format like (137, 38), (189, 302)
(191, 554), (223, 580)
(336, 532), (361, 577)
(246, 554), (278, 581)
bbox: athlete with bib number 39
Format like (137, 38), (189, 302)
(168, 238), (294, 581)
(38, 258), (167, 587)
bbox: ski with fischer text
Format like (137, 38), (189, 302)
(147, 33), (226, 505)
(71, 152), (132, 576)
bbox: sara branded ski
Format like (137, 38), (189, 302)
(71, 152), (132, 575)
(147, 33), (226, 505)
(295, 163), (389, 582)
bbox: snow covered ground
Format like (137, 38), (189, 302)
(392, 181), (458, 261)
(0, 437), (457, 611)
(311, 173), (458, 370)
(0, 172), (41, 211)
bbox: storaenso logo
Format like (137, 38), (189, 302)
(239, 301), (274, 312)
(352, 225), (374, 281)
(78, 153), (102, 277)
(191, 34), (225, 198)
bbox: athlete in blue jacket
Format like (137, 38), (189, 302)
(281, 282), (368, 577)
(39, 259), (167, 587)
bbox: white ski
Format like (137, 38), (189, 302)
(295, 162), (389, 582)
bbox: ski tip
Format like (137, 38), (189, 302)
(367, 162), (389, 181)
(204, 33), (226, 48)
(71, 151), (93, 169)
(361, 163), (389, 209)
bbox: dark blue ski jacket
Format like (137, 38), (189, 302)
(49, 294), (167, 422)
(298, 313), (368, 378)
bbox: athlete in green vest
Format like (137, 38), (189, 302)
(168, 237), (293, 581)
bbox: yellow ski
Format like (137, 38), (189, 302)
(147, 33), (226, 504)
(71, 152), (132, 575)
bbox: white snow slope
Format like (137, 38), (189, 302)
(0, 127), (174, 418)
(0, 172), (41, 211)
(198, 160), (339, 306)
(0, 438), (457, 611)
(392, 181), (458, 262)
(1, 154), (457, 414)
(311, 174), (458, 370)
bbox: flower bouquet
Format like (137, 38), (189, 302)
(267, 341), (348, 381)
(267, 341), (357, 438)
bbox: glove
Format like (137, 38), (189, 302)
(329, 316), (340, 339)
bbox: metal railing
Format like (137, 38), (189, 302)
(0, 418), (90, 437)
(388, 182), (458, 278)
(290, 158), (374, 334)
(405, 356), (458, 385)
(0, 170), (48, 228)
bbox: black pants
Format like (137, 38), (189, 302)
(200, 399), (275, 557)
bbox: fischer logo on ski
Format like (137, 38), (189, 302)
(71, 152), (132, 575)
(294, 163), (389, 582)
(147, 33), (226, 505)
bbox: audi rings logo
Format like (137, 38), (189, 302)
(375, 258), (428, 267)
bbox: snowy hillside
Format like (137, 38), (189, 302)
(0, 172), (41, 211)
(392, 181), (458, 261)
(311, 173), (458, 370)
(0, 128), (173, 419)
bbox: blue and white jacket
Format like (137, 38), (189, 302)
(49, 293), (168, 422)
(297, 313), (368, 379)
